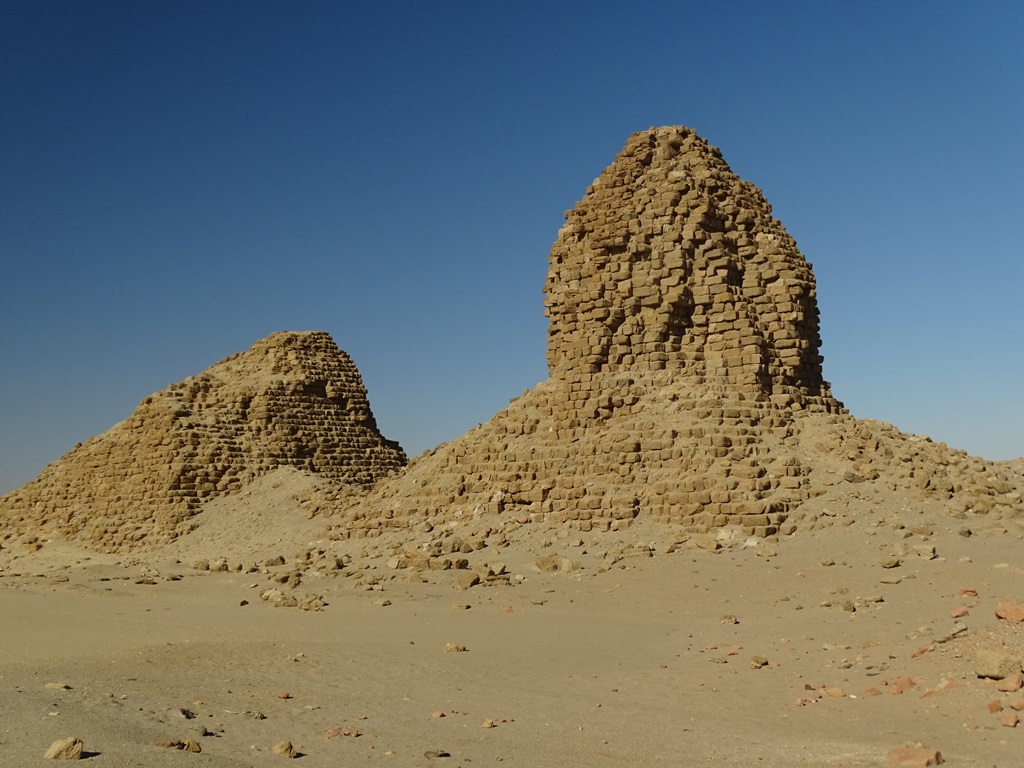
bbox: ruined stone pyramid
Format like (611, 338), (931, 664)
(333, 126), (1021, 538)
(3, 127), (1020, 556)
(544, 126), (840, 409)
(0, 332), (406, 551)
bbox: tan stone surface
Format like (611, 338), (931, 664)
(329, 127), (1023, 540)
(0, 331), (405, 552)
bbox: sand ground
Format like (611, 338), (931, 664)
(2, 488), (1023, 767)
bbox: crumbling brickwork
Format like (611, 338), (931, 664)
(330, 127), (1020, 540)
(545, 126), (839, 411)
(0, 331), (405, 551)
(331, 127), (847, 537)
(4, 128), (1019, 554)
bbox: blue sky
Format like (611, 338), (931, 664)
(2, 1), (1022, 494)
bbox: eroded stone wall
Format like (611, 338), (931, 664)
(331, 127), (1020, 540)
(330, 127), (850, 537)
(0, 331), (406, 551)
(545, 126), (839, 412)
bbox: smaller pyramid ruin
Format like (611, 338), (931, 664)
(0, 332), (406, 551)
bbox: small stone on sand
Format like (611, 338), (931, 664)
(44, 737), (84, 760)
(272, 740), (298, 758)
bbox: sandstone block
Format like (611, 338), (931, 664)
(886, 745), (943, 766)
(44, 738), (84, 760)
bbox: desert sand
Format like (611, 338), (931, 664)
(2, 479), (1024, 766)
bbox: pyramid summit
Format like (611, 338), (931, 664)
(0, 331), (406, 552)
(546, 125), (840, 411)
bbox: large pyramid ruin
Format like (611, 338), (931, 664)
(0, 331), (406, 551)
(544, 126), (840, 409)
(331, 126), (1021, 539)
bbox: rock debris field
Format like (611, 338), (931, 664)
(2, 126), (1023, 767)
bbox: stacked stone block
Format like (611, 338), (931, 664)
(333, 127), (1019, 540)
(0, 332), (406, 551)
(545, 126), (840, 409)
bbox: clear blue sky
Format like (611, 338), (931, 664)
(2, 1), (1022, 494)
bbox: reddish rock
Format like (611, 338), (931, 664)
(887, 745), (943, 766)
(911, 643), (935, 658)
(949, 606), (969, 618)
(988, 699), (1004, 713)
(1000, 711), (1019, 727)
(995, 600), (1024, 623)
(861, 687), (882, 697)
(958, 587), (977, 597)
(997, 672), (1023, 692)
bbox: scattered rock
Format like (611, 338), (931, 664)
(445, 643), (467, 653)
(325, 725), (360, 738)
(995, 600), (1024, 623)
(260, 588), (297, 608)
(456, 571), (480, 590)
(533, 555), (561, 572)
(424, 750), (451, 758)
(887, 676), (915, 695)
(272, 740), (298, 758)
(692, 535), (721, 552)
(974, 649), (1022, 680)
(887, 744), (943, 766)
(997, 672), (1024, 692)
(154, 739), (201, 753)
(749, 656), (769, 669)
(297, 593), (325, 612)
(912, 545), (937, 560)
(45, 683), (72, 690)
(44, 737), (84, 760)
